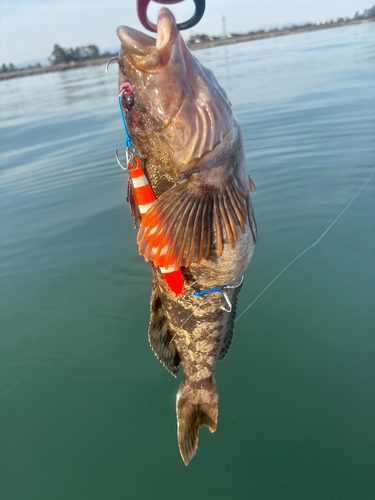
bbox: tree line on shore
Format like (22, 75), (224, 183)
(354, 5), (375, 19)
(1, 4), (375, 74)
(0, 43), (112, 74)
(49, 44), (104, 65)
(1, 61), (42, 74)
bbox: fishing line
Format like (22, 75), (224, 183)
(235, 169), (375, 323)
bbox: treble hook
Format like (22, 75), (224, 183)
(137, 0), (206, 33)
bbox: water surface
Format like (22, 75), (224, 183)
(1, 23), (374, 500)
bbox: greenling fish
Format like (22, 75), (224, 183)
(116, 7), (257, 465)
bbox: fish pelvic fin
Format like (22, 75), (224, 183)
(176, 376), (218, 466)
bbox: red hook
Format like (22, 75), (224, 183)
(136, 0), (205, 33)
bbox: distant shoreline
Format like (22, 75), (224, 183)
(1, 18), (373, 81)
(188, 17), (374, 50)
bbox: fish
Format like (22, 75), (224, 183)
(116, 7), (257, 465)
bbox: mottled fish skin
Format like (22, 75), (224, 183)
(116, 7), (257, 465)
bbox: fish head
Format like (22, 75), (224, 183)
(117, 7), (232, 172)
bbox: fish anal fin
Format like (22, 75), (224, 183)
(148, 283), (180, 376)
(137, 176), (249, 268)
(218, 281), (243, 360)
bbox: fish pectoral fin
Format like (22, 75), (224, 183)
(137, 176), (249, 269)
(127, 171), (142, 229)
(148, 280), (181, 376)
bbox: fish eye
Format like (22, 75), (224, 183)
(121, 93), (134, 111)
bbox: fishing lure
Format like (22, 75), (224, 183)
(128, 157), (184, 297)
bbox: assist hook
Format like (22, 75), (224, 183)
(137, 0), (205, 32)
(178, 276), (244, 313)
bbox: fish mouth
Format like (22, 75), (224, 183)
(117, 7), (177, 71)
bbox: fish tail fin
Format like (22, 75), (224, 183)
(176, 376), (218, 466)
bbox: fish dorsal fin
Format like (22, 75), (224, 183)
(137, 176), (248, 269)
(149, 280), (181, 376)
(218, 280), (243, 361)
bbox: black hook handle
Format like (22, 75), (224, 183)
(137, 0), (206, 32)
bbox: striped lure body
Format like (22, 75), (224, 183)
(129, 162), (156, 215)
(129, 159), (183, 297)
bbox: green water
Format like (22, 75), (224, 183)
(1, 23), (374, 499)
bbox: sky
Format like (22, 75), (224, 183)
(0, 0), (372, 65)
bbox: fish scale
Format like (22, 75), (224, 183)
(144, 163), (176, 198)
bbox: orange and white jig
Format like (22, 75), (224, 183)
(128, 158), (184, 297)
